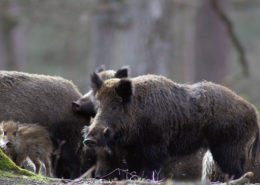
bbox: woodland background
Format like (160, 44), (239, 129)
(0, 0), (260, 108)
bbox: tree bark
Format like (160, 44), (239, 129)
(194, 0), (230, 84)
(89, 0), (175, 77)
(0, 0), (19, 70)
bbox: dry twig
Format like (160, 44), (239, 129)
(66, 165), (96, 185)
(220, 172), (254, 185)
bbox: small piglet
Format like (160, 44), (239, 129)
(0, 120), (52, 176)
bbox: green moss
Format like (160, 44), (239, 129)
(0, 149), (49, 183)
(0, 149), (33, 176)
(0, 169), (49, 183)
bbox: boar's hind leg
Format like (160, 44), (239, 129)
(210, 144), (245, 179)
(42, 155), (52, 177)
(31, 156), (42, 175)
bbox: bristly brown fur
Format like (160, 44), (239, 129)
(72, 66), (130, 175)
(202, 141), (260, 183)
(0, 120), (53, 176)
(87, 74), (259, 180)
(0, 70), (88, 179)
(73, 66), (130, 118)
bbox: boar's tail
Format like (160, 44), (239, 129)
(251, 123), (259, 166)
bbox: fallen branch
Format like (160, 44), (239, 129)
(66, 165), (96, 185)
(220, 172), (254, 185)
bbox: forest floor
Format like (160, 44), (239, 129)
(1, 176), (259, 185)
(0, 171), (259, 185)
(0, 176), (203, 185)
(0, 149), (258, 185)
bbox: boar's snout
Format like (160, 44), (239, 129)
(83, 137), (97, 148)
(81, 102), (97, 117)
(72, 100), (97, 117)
(72, 100), (81, 112)
(6, 141), (13, 148)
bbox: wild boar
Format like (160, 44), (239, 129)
(0, 71), (89, 178)
(0, 120), (52, 176)
(85, 74), (259, 180)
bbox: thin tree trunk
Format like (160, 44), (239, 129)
(0, 0), (18, 70)
(194, 0), (230, 84)
(89, 0), (175, 77)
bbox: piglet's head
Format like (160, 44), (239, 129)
(0, 121), (19, 149)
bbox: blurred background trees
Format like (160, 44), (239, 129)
(0, 0), (259, 108)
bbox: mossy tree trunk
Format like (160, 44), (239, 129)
(0, 148), (35, 176)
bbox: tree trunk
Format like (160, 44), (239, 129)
(194, 0), (230, 84)
(0, 0), (19, 70)
(88, 0), (175, 77)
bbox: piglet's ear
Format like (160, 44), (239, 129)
(115, 79), (134, 103)
(91, 72), (103, 93)
(115, 66), (129, 78)
(95, 64), (106, 73)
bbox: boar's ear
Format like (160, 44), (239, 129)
(115, 79), (134, 103)
(115, 66), (129, 78)
(91, 72), (103, 93)
(95, 64), (106, 73)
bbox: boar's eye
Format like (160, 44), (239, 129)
(103, 127), (111, 138)
(110, 103), (118, 111)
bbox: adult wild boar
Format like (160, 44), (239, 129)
(0, 71), (88, 179)
(73, 66), (129, 175)
(85, 74), (259, 180)
(72, 65), (129, 118)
